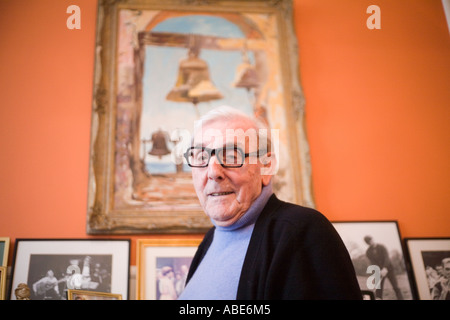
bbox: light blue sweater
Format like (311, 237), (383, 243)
(178, 184), (273, 300)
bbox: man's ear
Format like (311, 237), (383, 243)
(260, 151), (277, 183)
(261, 173), (272, 186)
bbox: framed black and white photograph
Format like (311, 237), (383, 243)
(0, 237), (10, 266)
(9, 239), (130, 300)
(405, 238), (450, 300)
(136, 238), (202, 300)
(332, 221), (415, 300)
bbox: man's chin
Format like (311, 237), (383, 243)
(207, 210), (238, 227)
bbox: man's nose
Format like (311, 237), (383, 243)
(207, 154), (224, 180)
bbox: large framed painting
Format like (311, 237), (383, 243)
(87, 0), (313, 234)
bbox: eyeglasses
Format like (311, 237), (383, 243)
(184, 146), (262, 168)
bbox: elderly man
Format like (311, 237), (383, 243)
(178, 106), (361, 300)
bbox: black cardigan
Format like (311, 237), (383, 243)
(186, 194), (362, 300)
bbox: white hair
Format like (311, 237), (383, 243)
(195, 105), (265, 129)
(193, 105), (271, 151)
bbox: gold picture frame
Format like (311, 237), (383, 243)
(67, 289), (122, 300)
(87, 0), (314, 234)
(0, 267), (6, 300)
(136, 238), (202, 300)
(0, 237), (10, 266)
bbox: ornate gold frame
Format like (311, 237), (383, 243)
(0, 237), (10, 266)
(67, 289), (123, 300)
(87, 0), (314, 234)
(136, 238), (203, 300)
(0, 267), (6, 300)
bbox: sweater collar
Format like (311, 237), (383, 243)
(213, 182), (274, 231)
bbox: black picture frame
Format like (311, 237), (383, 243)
(332, 220), (416, 300)
(404, 237), (450, 300)
(9, 239), (130, 300)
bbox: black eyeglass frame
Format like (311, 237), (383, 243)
(183, 146), (265, 168)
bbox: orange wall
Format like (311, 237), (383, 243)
(294, 0), (450, 236)
(0, 0), (449, 266)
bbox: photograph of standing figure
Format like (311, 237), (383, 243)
(332, 221), (415, 300)
(364, 235), (404, 299)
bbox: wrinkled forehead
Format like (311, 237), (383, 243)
(193, 119), (259, 150)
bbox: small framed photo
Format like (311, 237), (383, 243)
(10, 239), (130, 300)
(404, 238), (450, 300)
(0, 237), (10, 266)
(67, 289), (122, 300)
(332, 221), (415, 300)
(136, 238), (202, 300)
(0, 266), (6, 300)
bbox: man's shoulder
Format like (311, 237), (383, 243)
(266, 195), (327, 221)
(261, 195), (334, 234)
(255, 195), (350, 256)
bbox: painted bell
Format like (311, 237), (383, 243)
(148, 129), (171, 158)
(166, 48), (223, 105)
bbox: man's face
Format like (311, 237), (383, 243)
(191, 117), (272, 227)
(443, 262), (450, 279)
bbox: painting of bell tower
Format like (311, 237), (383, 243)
(115, 10), (281, 209)
(87, 1), (312, 234)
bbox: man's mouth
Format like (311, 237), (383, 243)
(209, 192), (234, 196)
